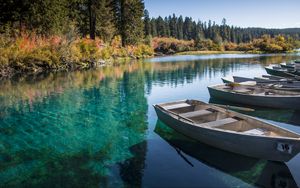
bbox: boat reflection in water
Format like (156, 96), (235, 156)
(154, 120), (298, 188)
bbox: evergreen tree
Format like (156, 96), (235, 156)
(144, 9), (151, 36)
(183, 17), (193, 40)
(88, 0), (96, 39)
(164, 17), (170, 37)
(156, 16), (166, 37)
(150, 18), (157, 37)
(177, 16), (184, 39)
(0, 0), (70, 35)
(119, 0), (145, 45)
(169, 14), (177, 38)
(95, 0), (116, 41)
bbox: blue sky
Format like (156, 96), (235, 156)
(144, 0), (300, 28)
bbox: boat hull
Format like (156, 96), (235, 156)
(265, 66), (300, 77)
(265, 67), (291, 77)
(280, 63), (294, 69)
(208, 86), (300, 110)
(154, 106), (300, 162)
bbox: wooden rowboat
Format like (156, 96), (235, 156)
(280, 62), (295, 69)
(154, 99), (300, 162)
(208, 84), (300, 109)
(222, 75), (286, 83)
(221, 76), (255, 83)
(154, 122), (298, 187)
(265, 65), (300, 77)
(221, 75), (300, 89)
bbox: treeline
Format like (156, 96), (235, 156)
(144, 13), (300, 44)
(0, 0), (145, 46)
(153, 35), (300, 54)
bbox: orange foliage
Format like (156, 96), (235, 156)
(152, 37), (194, 54)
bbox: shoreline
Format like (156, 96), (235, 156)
(175, 51), (245, 55)
(175, 50), (300, 56)
(1, 51), (298, 79)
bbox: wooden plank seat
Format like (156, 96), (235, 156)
(198, 118), (238, 128)
(164, 103), (191, 110)
(180, 110), (212, 118)
(233, 88), (252, 94)
(243, 128), (269, 136)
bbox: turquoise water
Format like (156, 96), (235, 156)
(1, 54), (300, 187)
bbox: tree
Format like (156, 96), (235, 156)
(156, 16), (166, 37)
(169, 14), (177, 38)
(164, 17), (170, 37)
(144, 9), (151, 36)
(150, 18), (157, 37)
(95, 0), (117, 41)
(119, 0), (145, 45)
(177, 16), (183, 39)
(0, 0), (70, 35)
(183, 17), (193, 40)
(88, 0), (96, 39)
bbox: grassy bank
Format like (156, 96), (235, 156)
(0, 34), (153, 77)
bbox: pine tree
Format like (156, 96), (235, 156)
(0, 0), (70, 35)
(164, 17), (170, 37)
(169, 14), (177, 38)
(95, 0), (116, 41)
(177, 16), (183, 39)
(119, 0), (145, 45)
(144, 9), (151, 36)
(156, 16), (166, 37)
(88, 0), (96, 39)
(150, 18), (157, 37)
(220, 18), (228, 42)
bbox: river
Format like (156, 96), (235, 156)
(1, 53), (300, 187)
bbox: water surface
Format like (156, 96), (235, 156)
(1, 54), (300, 187)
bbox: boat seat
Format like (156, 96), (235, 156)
(198, 118), (238, 128)
(164, 103), (191, 110)
(243, 128), (268, 136)
(233, 88), (252, 93)
(180, 110), (212, 118)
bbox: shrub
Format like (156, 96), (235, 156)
(224, 42), (238, 51)
(0, 32), (155, 76)
(152, 37), (194, 54)
(237, 43), (255, 51)
(195, 39), (222, 51)
(133, 44), (154, 58)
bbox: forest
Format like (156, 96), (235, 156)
(0, 0), (300, 76)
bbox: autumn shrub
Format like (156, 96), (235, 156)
(152, 37), (194, 54)
(133, 44), (154, 58)
(224, 42), (238, 51)
(195, 39), (222, 51)
(0, 33), (62, 72)
(0, 32), (155, 76)
(251, 35), (294, 53)
(236, 43), (255, 51)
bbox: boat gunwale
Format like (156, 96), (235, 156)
(154, 100), (300, 141)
